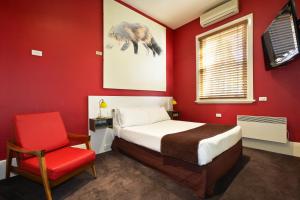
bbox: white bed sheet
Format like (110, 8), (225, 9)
(117, 120), (242, 166)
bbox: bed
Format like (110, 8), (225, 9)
(111, 107), (242, 199)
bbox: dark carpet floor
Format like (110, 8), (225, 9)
(221, 148), (300, 200)
(0, 148), (299, 200)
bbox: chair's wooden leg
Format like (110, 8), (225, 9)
(5, 145), (13, 179)
(85, 141), (92, 150)
(39, 156), (52, 200)
(86, 141), (97, 178)
(91, 163), (97, 178)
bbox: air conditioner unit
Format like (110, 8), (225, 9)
(200, 0), (239, 27)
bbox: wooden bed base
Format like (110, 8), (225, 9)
(112, 138), (242, 199)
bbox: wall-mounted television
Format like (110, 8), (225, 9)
(262, 0), (300, 70)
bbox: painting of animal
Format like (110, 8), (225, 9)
(103, 0), (166, 91)
(108, 21), (162, 57)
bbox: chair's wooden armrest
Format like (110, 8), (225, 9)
(7, 141), (45, 157)
(67, 133), (90, 143)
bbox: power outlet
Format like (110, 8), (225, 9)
(216, 113), (222, 118)
(259, 97), (268, 102)
(31, 50), (43, 57)
(96, 51), (103, 56)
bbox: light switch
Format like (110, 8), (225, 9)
(31, 50), (43, 57)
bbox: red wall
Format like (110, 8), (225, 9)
(2, 0), (300, 160)
(174, 0), (300, 142)
(0, 0), (173, 159)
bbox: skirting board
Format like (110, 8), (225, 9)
(243, 138), (300, 157)
(0, 158), (17, 180)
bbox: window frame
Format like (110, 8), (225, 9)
(195, 14), (255, 104)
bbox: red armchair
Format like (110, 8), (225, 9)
(6, 112), (96, 200)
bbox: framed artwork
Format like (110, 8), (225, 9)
(103, 0), (167, 91)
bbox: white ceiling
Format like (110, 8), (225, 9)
(122, 0), (225, 29)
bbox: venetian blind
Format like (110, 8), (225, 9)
(199, 20), (248, 99)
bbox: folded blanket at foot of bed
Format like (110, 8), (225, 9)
(161, 124), (235, 164)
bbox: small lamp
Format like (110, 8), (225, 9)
(172, 99), (177, 106)
(168, 98), (177, 111)
(171, 99), (177, 111)
(98, 99), (107, 118)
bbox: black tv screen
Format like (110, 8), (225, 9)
(262, 0), (300, 70)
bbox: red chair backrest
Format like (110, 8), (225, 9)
(15, 112), (70, 153)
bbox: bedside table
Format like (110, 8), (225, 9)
(167, 111), (180, 120)
(89, 117), (113, 132)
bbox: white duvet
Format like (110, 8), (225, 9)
(116, 120), (242, 166)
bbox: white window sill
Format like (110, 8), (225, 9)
(195, 99), (256, 104)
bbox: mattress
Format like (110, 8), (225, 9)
(116, 120), (242, 166)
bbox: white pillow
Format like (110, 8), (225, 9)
(116, 107), (171, 128)
(117, 108), (150, 128)
(147, 107), (170, 123)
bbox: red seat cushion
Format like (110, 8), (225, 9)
(15, 112), (70, 154)
(20, 147), (96, 180)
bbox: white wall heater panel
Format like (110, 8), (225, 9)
(237, 115), (287, 143)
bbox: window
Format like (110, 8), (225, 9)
(196, 14), (254, 104)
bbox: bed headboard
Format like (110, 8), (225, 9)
(88, 96), (173, 119)
(87, 96), (173, 154)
